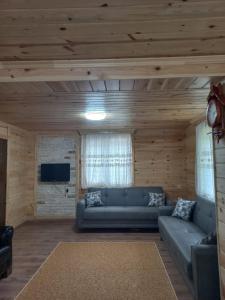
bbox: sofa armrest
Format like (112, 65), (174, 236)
(76, 199), (86, 216)
(191, 244), (220, 300)
(0, 226), (14, 248)
(159, 206), (174, 216)
(76, 199), (86, 227)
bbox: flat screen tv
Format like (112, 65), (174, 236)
(41, 163), (70, 182)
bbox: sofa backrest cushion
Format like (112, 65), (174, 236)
(87, 187), (164, 206)
(192, 196), (216, 234)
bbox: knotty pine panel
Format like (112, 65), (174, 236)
(134, 128), (187, 200)
(215, 134), (225, 299)
(0, 0), (225, 61)
(216, 177), (225, 195)
(0, 125), (8, 139)
(220, 266), (225, 300)
(184, 124), (196, 199)
(0, 121), (36, 227)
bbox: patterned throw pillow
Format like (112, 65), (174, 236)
(85, 191), (104, 208)
(200, 232), (217, 245)
(172, 199), (195, 221)
(148, 192), (165, 207)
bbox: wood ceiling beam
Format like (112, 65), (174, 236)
(1, 55), (225, 82)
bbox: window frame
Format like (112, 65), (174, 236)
(80, 132), (134, 189)
(195, 121), (215, 202)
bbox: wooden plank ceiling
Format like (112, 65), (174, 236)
(0, 0), (225, 61)
(0, 77), (224, 131)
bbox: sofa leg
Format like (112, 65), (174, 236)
(8, 264), (12, 276)
(1, 271), (7, 279)
(1, 267), (11, 279)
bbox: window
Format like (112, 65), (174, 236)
(81, 133), (133, 188)
(196, 121), (215, 201)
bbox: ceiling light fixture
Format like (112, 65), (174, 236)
(85, 111), (106, 121)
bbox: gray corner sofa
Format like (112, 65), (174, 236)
(76, 187), (170, 229)
(158, 196), (220, 300)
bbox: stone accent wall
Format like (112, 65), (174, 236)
(36, 136), (76, 217)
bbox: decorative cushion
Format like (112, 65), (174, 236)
(172, 199), (196, 221)
(200, 231), (217, 245)
(148, 192), (165, 207)
(85, 191), (104, 208)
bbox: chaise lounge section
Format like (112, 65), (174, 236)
(76, 187), (171, 229)
(158, 196), (220, 300)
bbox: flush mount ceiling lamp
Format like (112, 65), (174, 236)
(85, 111), (106, 121)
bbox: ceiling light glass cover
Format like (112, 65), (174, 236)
(85, 111), (106, 121)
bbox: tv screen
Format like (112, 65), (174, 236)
(41, 163), (70, 182)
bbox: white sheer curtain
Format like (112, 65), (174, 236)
(196, 121), (215, 201)
(81, 133), (133, 188)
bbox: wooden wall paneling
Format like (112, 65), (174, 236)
(0, 125), (8, 139)
(187, 77), (210, 89)
(105, 80), (120, 91)
(0, 120), (36, 228)
(31, 82), (54, 94)
(175, 78), (196, 90)
(33, 134), (38, 218)
(76, 132), (81, 202)
(0, 77), (215, 96)
(149, 78), (165, 90)
(0, 138), (7, 226)
(133, 128), (187, 200)
(163, 78), (185, 90)
(61, 81), (80, 92)
(78, 127), (192, 201)
(146, 80), (153, 91)
(132, 132), (135, 185)
(184, 123), (196, 199)
(119, 80), (134, 91)
(91, 80), (106, 92)
(133, 80), (148, 91)
(215, 147), (225, 164)
(214, 93), (225, 300)
(46, 81), (79, 93)
(76, 81), (93, 92)
(5, 124), (35, 227)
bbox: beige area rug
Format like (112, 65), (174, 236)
(16, 242), (177, 300)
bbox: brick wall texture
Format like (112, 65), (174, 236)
(36, 136), (76, 217)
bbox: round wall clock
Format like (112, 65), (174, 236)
(206, 83), (225, 142)
(206, 98), (221, 128)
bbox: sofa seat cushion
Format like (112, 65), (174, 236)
(159, 216), (206, 279)
(83, 206), (159, 220)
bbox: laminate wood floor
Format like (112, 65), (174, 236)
(0, 220), (193, 300)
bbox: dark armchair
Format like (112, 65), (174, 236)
(0, 226), (14, 279)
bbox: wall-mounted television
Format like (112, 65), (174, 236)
(40, 163), (70, 182)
